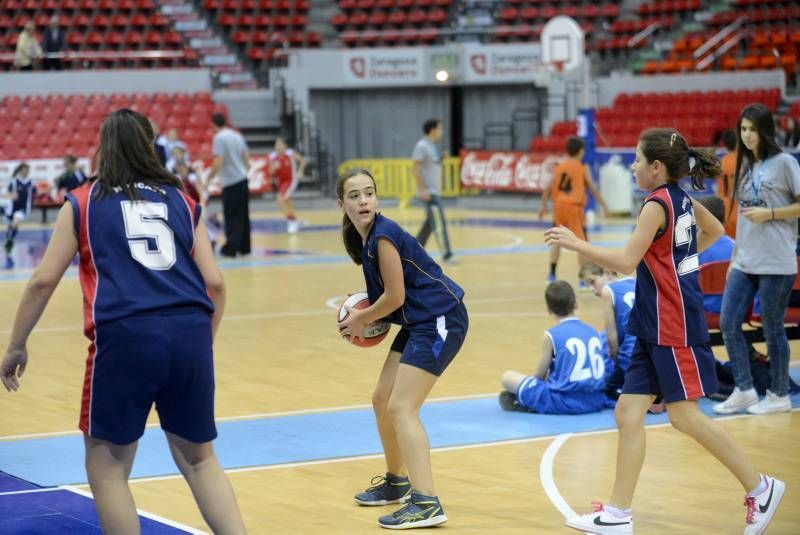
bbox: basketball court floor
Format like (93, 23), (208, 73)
(0, 202), (797, 533)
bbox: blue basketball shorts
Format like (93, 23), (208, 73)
(516, 377), (610, 414)
(80, 308), (217, 445)
(621, 339), (718, 404)
(389, 302), (468, 376)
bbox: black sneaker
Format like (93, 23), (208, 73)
(378, 491), (447, 529)
(354, 473), (412, 506)
(498, 391), (530, 412)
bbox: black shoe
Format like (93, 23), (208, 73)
(498, 391), (530, 412)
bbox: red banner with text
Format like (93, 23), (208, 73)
(459, 150), (562, 193)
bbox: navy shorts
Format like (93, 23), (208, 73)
(621, 339), (718, 404)
(390, 302), (468, 376)
(80, 309), (217, 445)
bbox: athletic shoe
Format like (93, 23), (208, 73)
(713, 387), (758, 414)
(377, 491), (447, 529)
(547, 273), (556, 283)
(442, 254), (458, 265)
(498, 391), (530, 412)
(565, 502), (633, 534)
(746, 391), (791, 415)
(743, 475), (785, 534)
(354, 473), (412, 506)
(287, 220), (300, 234)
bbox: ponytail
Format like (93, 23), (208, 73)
(686, 147), (722, 191)
(639, 128), (720, 190)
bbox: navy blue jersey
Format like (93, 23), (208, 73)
(544, 318), (608, 394)
(9, 177), (33, 215)
(606, 277), (636, 369)
(361, 213), (464, 326)
(67, 181), (214, 339)
(627, 183), (709, 346)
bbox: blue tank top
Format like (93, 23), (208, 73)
(627, 183), (709, 346)
(10, 177), (33, 214)
(606, 277), (636, 369)
(545, 318), (607, 394)
(361, 213), (464, 326)
(67, 181), (214, 338)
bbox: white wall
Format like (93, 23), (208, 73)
(0, 68), (212, 97)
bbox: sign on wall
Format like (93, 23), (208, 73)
(461, 44), (543, 83)
(342, 49), (425, 86)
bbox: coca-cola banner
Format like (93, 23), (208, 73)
(460, 150), (562, 193)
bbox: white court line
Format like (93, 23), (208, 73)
(0, 487), (63, 496)
(0, 392), (496, 440)
(61, 485), (208, 534)
(539, 433), (576, 519)
(118, 406), (799, 485)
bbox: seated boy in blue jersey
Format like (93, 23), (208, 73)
(578, 262), (636, 401)
(499, 281), (613, 414)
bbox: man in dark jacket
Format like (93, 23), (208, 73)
(42, 16), (65, 70)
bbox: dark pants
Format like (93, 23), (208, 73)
(220, 179), (251, 257)
(415, 194), (453, 259)
(43, 57), (63, 70)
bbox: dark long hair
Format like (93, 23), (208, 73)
(639, 128), (720, 190)
(12, 163), (29, 178)
(93, 108), (181, 198)
(732, 103), (782, 204)
(336, 167), (377, 265)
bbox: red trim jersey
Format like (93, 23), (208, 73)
(627, 183), (709, 347)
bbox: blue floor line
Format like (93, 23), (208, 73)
(2, 378), (799, 487)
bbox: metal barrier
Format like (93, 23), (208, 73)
(337, 157), (463, 206)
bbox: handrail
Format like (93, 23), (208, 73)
(693, 14), (748, 59)
(0, 49), (186, 62)
(695, 31), (745, 71)
(628, 22), (660, 49)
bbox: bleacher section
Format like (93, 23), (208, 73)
(201, 0), (318, 67)
(491, 1), (617, 46)
(0, 0), (199, 70)
(331, 0), (453, 47)
(0, 92), (226, 161)
(530, 88), (781, 151)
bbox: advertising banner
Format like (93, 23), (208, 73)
(459, 150), (561, 193)
(342, 49), (425, 86)
(461, 43), (544, 83)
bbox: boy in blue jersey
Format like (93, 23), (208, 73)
(499, 281), (612, 414)
(1, 110), (245, 534)
(579, 262), (636, 401)
(3, 162), (34, 256)
(337, 168), (468, 529)
(696, 196), (735, 314)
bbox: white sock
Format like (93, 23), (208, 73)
(605, 504), (632, 517)
(747, 475), (769, 497)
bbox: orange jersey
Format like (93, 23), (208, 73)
(550, 159), (587, 206)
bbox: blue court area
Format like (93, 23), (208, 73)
(3, 375), (800, 488)
(0, 474), (197, 534)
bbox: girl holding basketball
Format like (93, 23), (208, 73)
(546, 129), (784, 534)
(336, 168), (468, 529)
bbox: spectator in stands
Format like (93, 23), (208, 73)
(499, 281), (612, 414)
(150, 121), (169, 167)
(56, 155), (87, 200)
(714, 103), (800, 416)
(208, 113), (251, 258)
(779, 116), (800, 149)
(718, 129), (738, 237)
(42, 15), (64, 71)
(14, 21), (43, 71)
(413, 118), (456, 264)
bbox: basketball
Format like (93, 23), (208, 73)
(337, 292), (391, 347)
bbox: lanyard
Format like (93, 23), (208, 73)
(748, 158), (770, 199)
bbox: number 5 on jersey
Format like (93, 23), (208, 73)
(121, 201), (177, 270)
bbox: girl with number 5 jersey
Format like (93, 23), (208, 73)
(546, 128), (784, 535)
(0, 109), (245, 535)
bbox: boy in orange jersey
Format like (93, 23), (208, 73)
(538, 136), (608, 286)
(717, 129), (738, 237)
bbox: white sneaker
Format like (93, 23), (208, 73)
(565, 502), (633, 534)
(746, 391), (791, 415)
(743, 475), (785, 534)
(287, 220), (300, 234)
(713, 387), (758, 414)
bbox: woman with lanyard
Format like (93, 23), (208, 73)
(714, 103), (800, 415)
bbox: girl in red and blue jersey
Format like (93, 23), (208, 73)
(336, 168), (468, 530)
(0, 109), (245, 534)
(546, 128), (784, 535)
